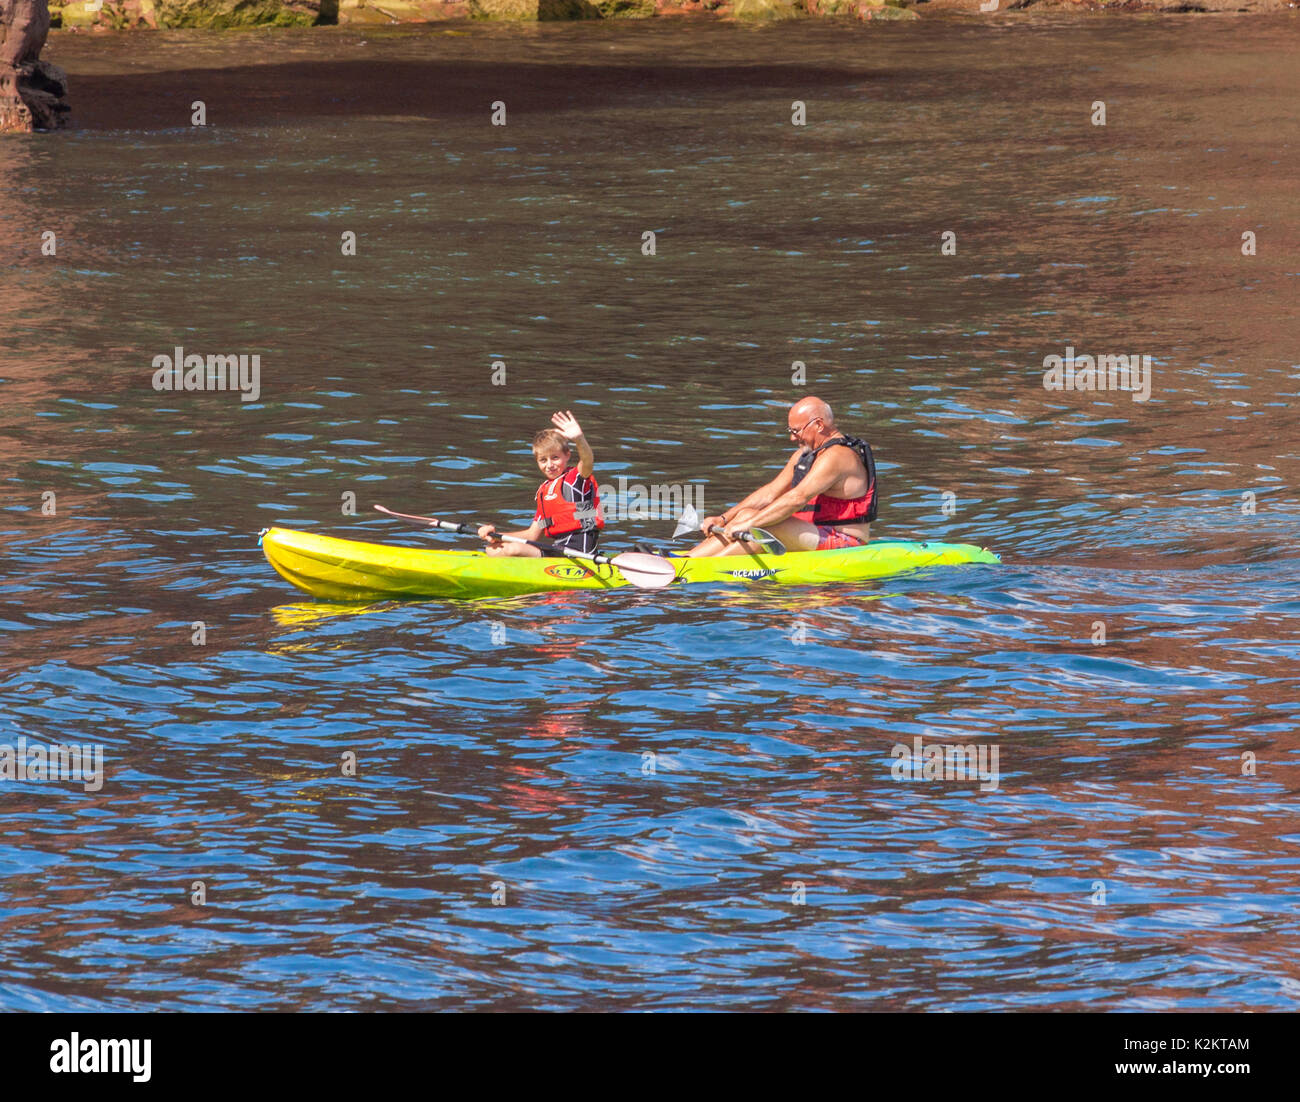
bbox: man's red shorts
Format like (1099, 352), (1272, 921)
(816, 526), (866, 551)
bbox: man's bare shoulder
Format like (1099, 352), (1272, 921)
(810, 442), (860, 470)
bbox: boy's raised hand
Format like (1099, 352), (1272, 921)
(552, 410), (584, 440)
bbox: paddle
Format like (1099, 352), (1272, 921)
(672, 503), (787, 556)
(373, 505), (677, 589)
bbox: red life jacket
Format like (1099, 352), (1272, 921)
(535, 467), (604, 537)
(791, 434), (879, 525)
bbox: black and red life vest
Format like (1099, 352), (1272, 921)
(791, 434), (879, 525)
(535, 467), (605, 537)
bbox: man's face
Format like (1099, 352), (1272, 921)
(535, 446), (569, 479)
(787, 413), (822, 446)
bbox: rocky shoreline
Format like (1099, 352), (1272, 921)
(3, 0), (1293, 133)
(42, 0), (1300, 29)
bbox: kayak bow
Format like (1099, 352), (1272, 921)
(261, 527), (1000, 601)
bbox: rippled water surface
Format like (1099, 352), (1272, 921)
(2, 16), (1299, 1010)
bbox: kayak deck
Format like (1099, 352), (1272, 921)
(261, 527), (1000, 601)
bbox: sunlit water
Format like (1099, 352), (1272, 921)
(1, 17), (1298, 1010)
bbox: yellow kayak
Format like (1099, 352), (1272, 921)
(261, 527), (1000, 601)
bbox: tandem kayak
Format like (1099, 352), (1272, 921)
(261, 527), (1000, 601)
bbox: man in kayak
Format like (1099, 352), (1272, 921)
(477, 410), (604, 557)
(689, 397), (877, 557)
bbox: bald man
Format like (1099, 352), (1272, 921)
(690, 397), (878, 557)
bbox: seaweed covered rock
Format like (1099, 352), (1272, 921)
(594, 0), (654, 16)
(807, 0), (920, 16)
(54, 0), (323, 28)
(730, 0), (801, 19)
(468, 0), (600, 17)
(150, 0), (320, 26)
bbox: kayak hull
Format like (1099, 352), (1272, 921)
(261, 527), (1000, 601)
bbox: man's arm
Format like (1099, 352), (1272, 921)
(712, 451), (802, 528)
(736, 449), (851, 532)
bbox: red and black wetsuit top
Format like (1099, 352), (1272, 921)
(535, 467), (605, 537)
(791, 435), (879, 524)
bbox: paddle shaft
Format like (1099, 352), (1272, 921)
(698, 522), (785, 556)
(374, 505), (621, 569)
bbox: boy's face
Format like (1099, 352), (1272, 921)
(534, 445), (570, 479)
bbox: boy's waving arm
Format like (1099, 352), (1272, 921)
(552, 410), (594, 478)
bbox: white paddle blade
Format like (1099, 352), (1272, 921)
(672, 503), (701, 540)
(611, 553), (677, 589)
(749, 527), (786, 556)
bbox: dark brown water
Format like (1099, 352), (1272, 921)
(1, 16), (1298, 1010)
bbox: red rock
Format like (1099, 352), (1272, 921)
(1, 0), (69, 132)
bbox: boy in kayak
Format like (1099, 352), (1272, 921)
(477, 410), (604, 557)
(689, 396), (877, 557)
